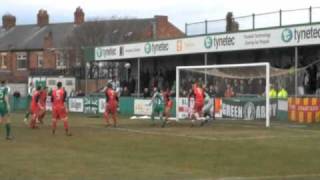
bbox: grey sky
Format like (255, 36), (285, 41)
(1, 0), (320, 31)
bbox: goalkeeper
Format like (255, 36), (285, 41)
(150, 87), (164, 126)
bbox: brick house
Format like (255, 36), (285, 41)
(0, 7), (184, 92)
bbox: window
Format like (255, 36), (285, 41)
(0, 53), (8, 69)
(66, 80), (73, 86)
(56, 52), (66, 69)
(37, 52), (43, 68)
(75, 55), (81, 66)
(48, 80), (56, 86)
(16, 52), (27, 70)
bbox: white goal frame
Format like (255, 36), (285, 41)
(176, 62), (270, 128)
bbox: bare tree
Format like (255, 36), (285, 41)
(63, 17), (144, 80)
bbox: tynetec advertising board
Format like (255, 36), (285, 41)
(95, 24), (320, 61)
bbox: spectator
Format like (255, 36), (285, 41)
(239, 79), (246, 94)
(158, 71), (164, 90)
(277, 86), (288, 99)
(233, 80), (240, 94)
(77, 90), (85, 97)
(214, 83), (224, 97)
(129, 77), (136, 94)
(256, 79), (265, 95)
(207, 84), (215, 97)
(143, 87), (150, 98)
(122, 86), (130, 96)
(109, 76), (120, 93)
(70, 89), (76, 97)
(224, 83), (235, 97)
(247, 79), (254, 94)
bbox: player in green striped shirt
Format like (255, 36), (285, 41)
(150, 87), (164, 125)
(0, 80), (12, 140)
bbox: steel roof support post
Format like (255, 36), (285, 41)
(137, 58), (141, 97)
(295, 47), (299, 97)
(204, 53), (208, 85)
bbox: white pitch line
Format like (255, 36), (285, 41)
(217, 173), (320, 180)
(113, 127), (320, 141)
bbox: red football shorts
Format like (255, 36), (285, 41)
(30, 106), (40, 115)
(194, 102), (204, 113)
(105, 102), (117, 114)
(166, 100), (173, 109)
(52, 106), (67, 119)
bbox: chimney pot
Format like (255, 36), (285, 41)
(74, 7), (85, 25)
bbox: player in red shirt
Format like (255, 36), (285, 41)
(162, 88), (173, 128)
(104, 83), (119, 127)
(188, 81), (205, 126)
(29, 86), (42, 129)
(37, 86), (48, 124)
(51, 82), (71, 136)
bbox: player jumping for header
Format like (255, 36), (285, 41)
(29, 86), (42, 129)
(188, 81), (206, 127)
(161, 87), (173, 128)
(37, 86), (48, 124)
(51, 82), (72, 136)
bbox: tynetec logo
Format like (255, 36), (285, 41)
(144, 42), (169, 54)
(281, 28), (293, 43)
(144, 42), (152, 54)
(204, 36), (213, 49)
(204, 35), (235, 49)
(96, 47), (117, 58)
(282, 26), (320, 43)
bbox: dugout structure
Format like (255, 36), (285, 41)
(176, 62), (270, 127)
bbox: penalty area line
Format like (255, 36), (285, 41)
(113, 127), (319, 141)
(217, 173), (320, 180)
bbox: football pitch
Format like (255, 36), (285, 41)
(1, 112), (320, 180)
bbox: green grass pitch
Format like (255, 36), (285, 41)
(1, 112), (320, 180)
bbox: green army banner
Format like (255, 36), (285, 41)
(222, 97), (277, 120)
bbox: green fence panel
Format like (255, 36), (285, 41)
(276, 99), (288, 121)
(10, 96), (30, 112)
(119, 97), (135, 115)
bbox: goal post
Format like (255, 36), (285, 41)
(176, 62), (270, 127)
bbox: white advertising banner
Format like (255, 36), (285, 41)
(177, 98), (193, 119)
(99, 98), (106, 114)
(134, 99), (152, 115)
(95, 24), (320, 61)
(177, 97), (214, 119)
(68, 98), (84, 112)
(278, 99), (288, 111)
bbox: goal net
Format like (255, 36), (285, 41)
(176, 63), (273, 127)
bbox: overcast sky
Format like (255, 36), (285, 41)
(1, 0), (320, 31)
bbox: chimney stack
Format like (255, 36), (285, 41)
(74, 7), (85, 25)
(37, 9), (49, 27)
(2, 14), (16, 30)
(154, 15), (168, 26)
